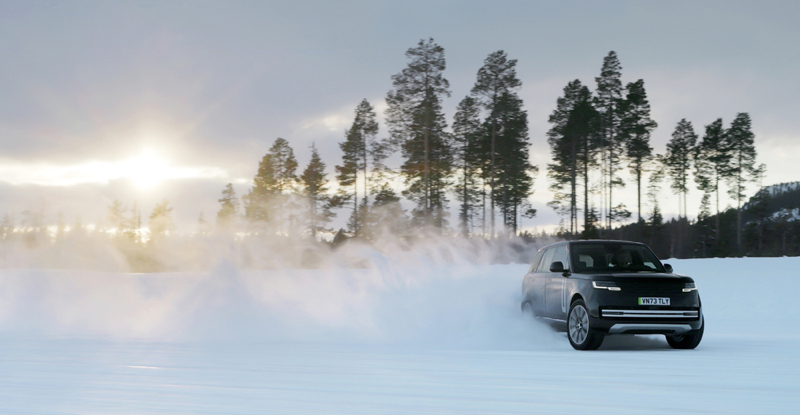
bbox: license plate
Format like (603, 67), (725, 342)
(638, 297), (670, 306)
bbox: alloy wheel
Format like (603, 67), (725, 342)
(569, 304), (589, 345)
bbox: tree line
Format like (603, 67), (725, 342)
(218, 39), (538, 242)
(1, 42), (771, 262)
(546, 51), (764, 255)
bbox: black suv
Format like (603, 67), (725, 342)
(521, 240), (704, 350)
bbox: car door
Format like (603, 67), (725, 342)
(545, 244), (570, 319)
(530, 247), (555, 315)
(522, 249), (545, 303)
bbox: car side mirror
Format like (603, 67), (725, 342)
(664, 263), (673, 273)
(549, 261), (565, 273)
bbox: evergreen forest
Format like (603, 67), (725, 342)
(2, 40), (792, 271)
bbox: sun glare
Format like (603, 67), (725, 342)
(119, 149), (170, 189)
(0, 147), (227, 188)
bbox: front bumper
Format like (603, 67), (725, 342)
(585, 289), (703, 334)
(589, 310), (703, 334)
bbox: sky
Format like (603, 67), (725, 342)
(1, 0), (799, 232)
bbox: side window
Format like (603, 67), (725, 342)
(536, 247), (556, 273)
(553, 245), (569, 271)
(528, 250), (544, 274)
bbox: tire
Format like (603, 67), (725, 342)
(567, 299), (604, 350)
(521, 301), (536, 318)
(666, 315), (704, 349)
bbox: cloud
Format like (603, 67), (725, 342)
(298, 111), (351, 134)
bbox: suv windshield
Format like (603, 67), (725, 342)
(570, 243), (666, 273)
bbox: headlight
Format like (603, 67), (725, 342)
(592, 281), (621, 291)
(682, 283), (697, 292)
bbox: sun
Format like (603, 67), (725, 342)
(119, 149), (171, 189)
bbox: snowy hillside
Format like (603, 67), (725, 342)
(1, 256), (799, 414)
(744, 181), (800, 221)
(761, 181), (800, 197)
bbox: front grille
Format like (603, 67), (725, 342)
(616, 281), (683, 294)
(601, 309), (699, 318)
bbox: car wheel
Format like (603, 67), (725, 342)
(521, 301), (536, 318)
(567, 299), (604, 350)
(666, 316), (704, 349)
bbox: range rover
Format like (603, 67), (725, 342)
(521, 240), (704, 350)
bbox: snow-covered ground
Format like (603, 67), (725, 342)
(1, 256), (799, 414)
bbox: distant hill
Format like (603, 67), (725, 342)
(596, 181), (800, 258)
(743, 181), (800, 223)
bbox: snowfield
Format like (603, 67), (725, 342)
(1, 256), (799, 414)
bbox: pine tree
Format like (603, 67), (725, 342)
(244, 138), (298, 236)
(336, 99), (380, 236)
(401, 93), (453, 228)
(570, 95), (601, 238)
(594, 51), (625, 229)
(663, 119), (697, 218)
(385, 38), (452, 228)
(745, 184), (771, 255)
(270, 138), (299, 235)
(697, 193), (713, 257)
(244, 154), (275, 233)
(546, 80), (582, 233)
(301, 144), (335, 238)
(362, 183), (408, 240)
(451, 96), (483, 236)
(645, 161), (666, 249)
(694, 118), (730, 246)
(217, 183), (239, 229)
(485, 92), (536, 235)
(698, 193), (712, 221)
(471, 50), (522, 236)
(547, 80), (598, 235)
(619, 79), (657, 223)
(269, 139), (299, 192)
(126, 201), (142, 242)
(149, 199), (173, 239)
(725, 113), (761, 254)
(107, 200), (126, 235)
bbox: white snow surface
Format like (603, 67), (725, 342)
(1, 256), (799, 414)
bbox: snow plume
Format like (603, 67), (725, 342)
(0, 225), (559, 271)
(0, 264), (561, 349)
(0, 233), (563, 348)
